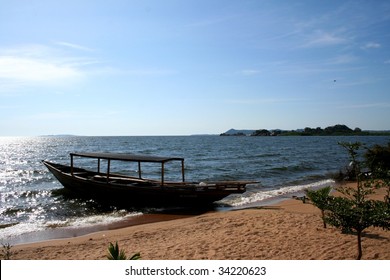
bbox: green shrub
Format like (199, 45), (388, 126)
(305, 186), (332, 228)
(1, 243), (12, 260)
(107, 242), (141, 260)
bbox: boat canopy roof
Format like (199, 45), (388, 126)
(70, 152), (184, 163)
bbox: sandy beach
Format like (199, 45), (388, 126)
(8, 183), (390, 260)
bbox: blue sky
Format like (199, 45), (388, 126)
(1, 0), (389, 136)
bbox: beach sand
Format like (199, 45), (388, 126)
(9, 183), (390, 260)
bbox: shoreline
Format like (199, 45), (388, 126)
(8, 183), (390, 260)
(6, 190), (301, 246)
(4, 213), (197, 246)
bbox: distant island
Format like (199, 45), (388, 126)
(220, 124), (390, 136)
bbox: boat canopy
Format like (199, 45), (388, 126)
(69, 152), (185, 184)
(70, 152), (184, 163)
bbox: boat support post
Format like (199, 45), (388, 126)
(181, 159), (185, 182)
(161, 162), (165, 186)
(71, 154), (74, 176)
(106, 159), (111, 182)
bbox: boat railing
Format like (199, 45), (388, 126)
(70, 152), (185, 186)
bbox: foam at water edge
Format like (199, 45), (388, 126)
(230, 179), (336, 207)
(0, 211), (143, 242)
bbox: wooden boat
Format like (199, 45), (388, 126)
(43, 152), (251, 207)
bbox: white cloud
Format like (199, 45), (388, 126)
(0, 56), (81, 82)
(0, 44), (97, 90)
(186, 14), (240, 28)
(54, 41), (95, 52)
(125, 69), (177, 76)
(240, 69), (260, 76)
(302, 31), (347, 48)
(327, 54), (357, 65)
(225, 97), (305, 105)
(361, 42), (381, 50)
(338, 103), (390, 109)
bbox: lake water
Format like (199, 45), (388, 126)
(1, 135), (388, 244)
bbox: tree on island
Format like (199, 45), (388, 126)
(251, 129), (271, 136)
(301, 124), (361, 136)
(221, 124), (388, 136)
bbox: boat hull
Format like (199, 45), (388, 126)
(43, 161), (246, 207)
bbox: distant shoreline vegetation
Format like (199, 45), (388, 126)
(220, 124), (390, 137)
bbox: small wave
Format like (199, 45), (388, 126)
(1, 189), (52, 201)
(228, 179), (335, 207)
(0, 222), (19, 229)
(269, 164), (315, 173)
(1, 207), (27, 216)
(0, 211), (143, 244)
(0, 168), (52, 188)
(0, 222), (43, 243)
(254, 152), (283, 158)
(55, 211), (143, 228)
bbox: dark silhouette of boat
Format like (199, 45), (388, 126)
(43, 152), (251, 207)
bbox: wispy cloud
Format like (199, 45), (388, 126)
(338, 103), (390, 109)
(361, 42), (381, 50)
(301, 31), (348, 48)
(54, 41), (95, 52)
(125, 68), (177, 76)
(225, 97), (305, 105)
(239, 69), (261, 76)
(326, 54), (358, 65)
(0, 56), (81, 82)
(186, 14), (240, 28)
(0, 43), (98, 91)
